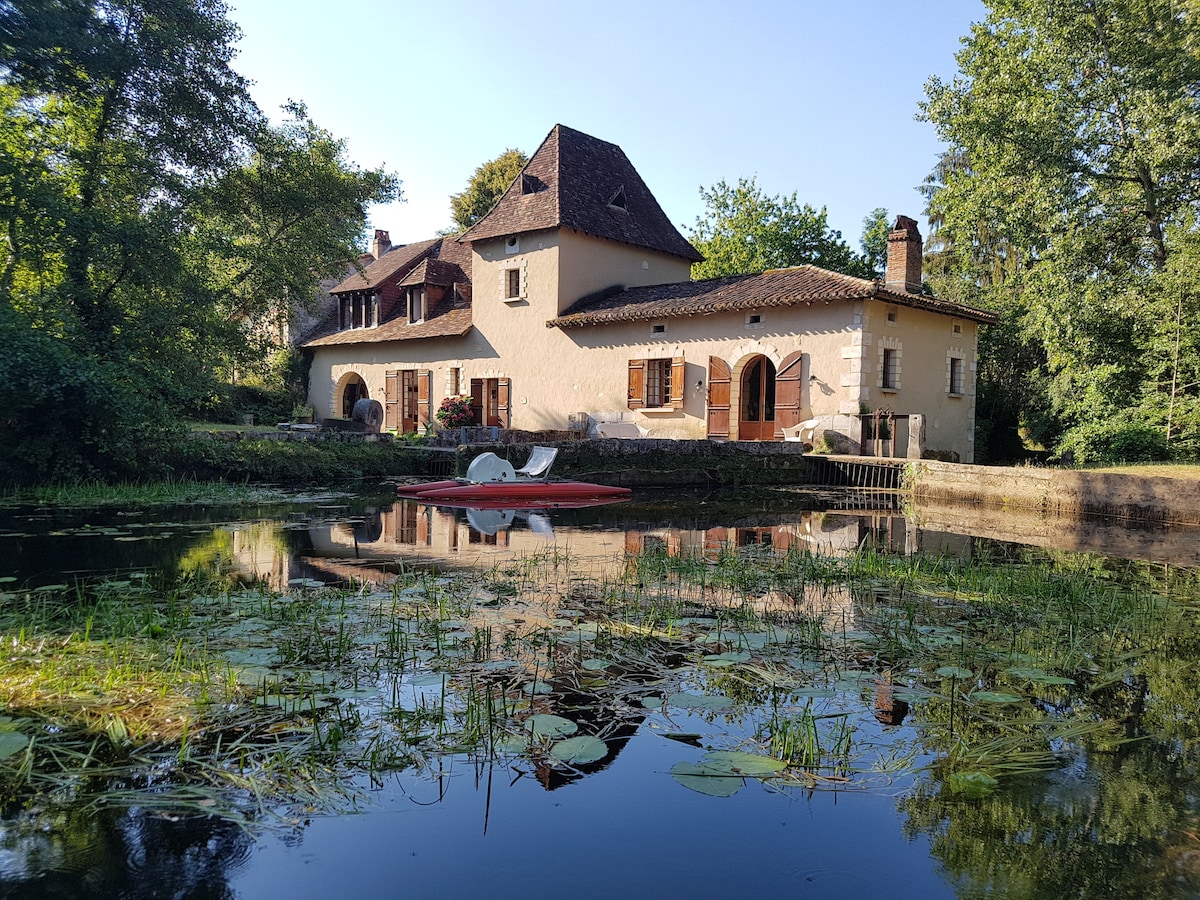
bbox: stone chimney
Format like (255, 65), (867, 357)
(885, 215), (923, 294)
(371, 229), (391, 260)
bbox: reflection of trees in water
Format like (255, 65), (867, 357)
(0, 803), (253, 899)
(901, 742), (1200, 899)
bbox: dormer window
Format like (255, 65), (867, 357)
(521, 173), (544, 194)
(608, 186), (627, 211)
(406, 286), (424, 324)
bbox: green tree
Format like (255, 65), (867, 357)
(688, 177), (872, 280)
(859, 207), (889, 279)
(449, 148), (527, 230)
(188, 101), (400, 357)
(0, 1), (402, 483)
(921, 0), (1200, 458)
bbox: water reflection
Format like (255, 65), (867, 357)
(3, 489), (1200, 899)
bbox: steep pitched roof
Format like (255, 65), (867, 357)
(330, 237), (442, 293)
(303, 306), (473, 347)
(302, 237), (474, 347)
(547, 265), (999, 328)
(458, 124), (703, 262)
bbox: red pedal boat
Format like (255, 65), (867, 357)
(397, 447), (630, 505)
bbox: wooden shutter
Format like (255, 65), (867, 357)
(706, 356), (731, 439)
(774, 350), (805, 438)
(497, 378), (511, 428)
(384, 371), (398, 430)
(669, 356), (685, 410)
(417, 369), (432, 429)
(470, 378), (484, 426)
(627, 359), (645, 410)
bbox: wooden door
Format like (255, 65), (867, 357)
(706, 356), (731, 439)
(774, 350), (804, 439)
(400, 370), (418, 433)
(738, 355), (777, 441)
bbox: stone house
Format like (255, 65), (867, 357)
(303, 124), (996, 461)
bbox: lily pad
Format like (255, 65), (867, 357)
(0, 731), (30, 759)
(667, 692), (731, 710)
(946, 771), (999, 798)
(581, 658), (611, 671)
(670, 761), (743, 797)
(526, 714), (577, 738)
(703, 750), (787, 776)
(549, 735), (607, 765)
(936, 666), (974, 679)
(703, 651), (752, 667)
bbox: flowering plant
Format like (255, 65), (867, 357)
(435, 395), (475, 428)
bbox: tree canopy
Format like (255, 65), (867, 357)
(0, 0), (400, 484)
(921, 0), (1200, 461)
(449, 148), (528, 230)
(687, 177), (874, 281)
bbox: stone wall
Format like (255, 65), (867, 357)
(907, 460), (1200, 525)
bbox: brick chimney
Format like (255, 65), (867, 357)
(885, 215), (922, 294)
(371, 229), (391, 260)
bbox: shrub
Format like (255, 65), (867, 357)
(435, 395), (475, 428)
(1054, 421), (1172, 467)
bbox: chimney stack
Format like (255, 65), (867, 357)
(885, 215), (923, 294)
(371, 229), (391, 260)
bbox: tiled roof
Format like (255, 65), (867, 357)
(304, 306), (473, 347)
(458, 124), (703, 262)
(330, 237), (442, 293)
(399, 257), (467, 288)
(547, 265), (999, 328)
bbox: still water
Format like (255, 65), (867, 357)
(1, 486), (1199, 899)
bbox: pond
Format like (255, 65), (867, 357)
(1, 485), (1199, 899)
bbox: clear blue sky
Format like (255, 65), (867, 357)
(228, 0), (985, 251)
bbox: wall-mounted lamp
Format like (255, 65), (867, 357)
(696, 379), (704, 390)
(809, 374), (818, 383)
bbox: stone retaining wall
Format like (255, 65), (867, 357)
(907, 460), (1200, 526)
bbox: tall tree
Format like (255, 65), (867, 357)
(921, 0), (1200, 458)
(688, 177), (872, 280)
(859, 207), (890, 279)
(449, 148), (527, 230)
(189, 101), (401, 333)
(1, 0), (260, 347)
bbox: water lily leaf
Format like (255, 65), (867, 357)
(946, 771), (999, 798)
(936, 666), (974, 679)
(523, 680), (553, 695)
(526, 714), (577, 738)
(407, 672), (445, 687)
(970, 691), (1023, 704)
(703, 651), (752, 667)
(703, 750), (787, 776)
(667, 692), (731, 710)
(581, 658), (611, 671)
(640, 697), (664, 709)
(549, 735), (607, 765)
(670, 761), (743, 797)
(0, 732), (30, 758)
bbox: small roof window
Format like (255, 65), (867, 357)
(608, 186), (627, 211)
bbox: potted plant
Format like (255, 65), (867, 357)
(292, 404), (314, 424)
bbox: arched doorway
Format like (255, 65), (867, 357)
(341, 374), (368, 419)
(739, 355), (776, 440)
